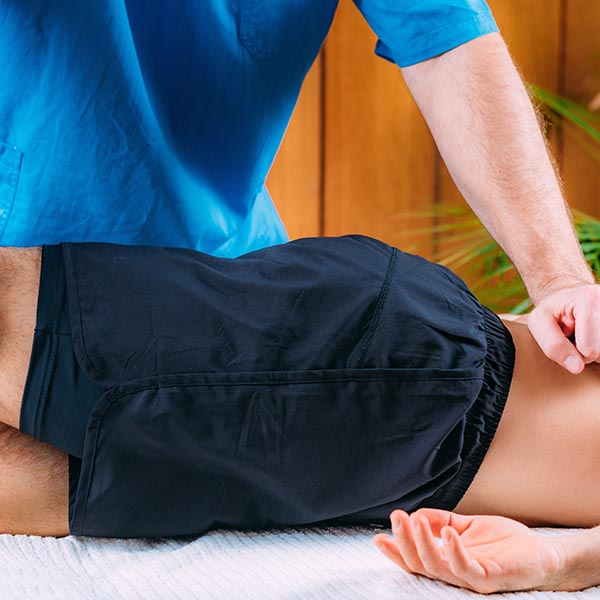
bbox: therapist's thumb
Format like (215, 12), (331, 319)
(528, 309), (585, 374)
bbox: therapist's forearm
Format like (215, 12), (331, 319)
(401, 32), (594, 305)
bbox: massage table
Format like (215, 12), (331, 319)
(1, 525), (595, 598)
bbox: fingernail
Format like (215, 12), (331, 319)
(563, 356), (581, 374)
(392, 519), (402, 534)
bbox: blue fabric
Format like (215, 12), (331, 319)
(0, 0), (496, 256)
(353, 0), (499, 67)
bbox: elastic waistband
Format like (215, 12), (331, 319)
(424, 308), (516, 510)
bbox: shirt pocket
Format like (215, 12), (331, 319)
(69, 367), (481, 538)
(239, 0), (338, 61)
(0, 142), (23, 241)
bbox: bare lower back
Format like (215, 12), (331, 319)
(455, 319), (600, 527)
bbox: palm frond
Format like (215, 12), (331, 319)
(530, 85), (600, 144)
(412, 206), (600, 314)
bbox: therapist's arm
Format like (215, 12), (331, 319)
(400, 32), (600, 374)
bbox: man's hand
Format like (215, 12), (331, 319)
(528, 284), (600, 374)
(373, 508), (577, 594)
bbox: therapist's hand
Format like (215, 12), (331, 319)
(528, 283), (600, 374)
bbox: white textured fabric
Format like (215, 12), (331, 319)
(0, 526), (597, 599)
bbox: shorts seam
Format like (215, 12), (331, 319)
(65, 244), (117, 386)
(31, 249), (62, 438)
(355, 247), (398, 367)
(94, 373), (481, 395)
(29, 331), (54, 439)
(51, 255), (62, 332)
(31, 341), (54, 439)
(34, 329), (72, 336)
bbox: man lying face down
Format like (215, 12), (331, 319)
(0, 236), (600, 593)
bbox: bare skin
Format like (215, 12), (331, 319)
(0, 247), (69, 536)
(1, 248), (600, 592)
(374, 320), (600, 592)
(455, 318), (600, 529)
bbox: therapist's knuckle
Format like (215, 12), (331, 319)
(578, 345), (600, 361)
(588, 285), (600, 299)
(543, 340), (567, 359)
(526, 315), (542, 338)
(579, 287), (600, 311)
(529, 306), (551, 328)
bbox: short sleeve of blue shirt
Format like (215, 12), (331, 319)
(352, 0), (499, 68)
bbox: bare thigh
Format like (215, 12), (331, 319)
(455, 320), (600, 528)
(0, 247), (41, 429)
(0, 248), (68, 536)
(0, 422), (68, 536)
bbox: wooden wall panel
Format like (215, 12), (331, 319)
(323, 0), (436, 255)
(267, 55), (323, 240)
(562, 0), (600, 217)
(490, 0), (562, 88)
(269, 0), (600, 252)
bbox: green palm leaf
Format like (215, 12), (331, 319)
(412, 206), (600, 314)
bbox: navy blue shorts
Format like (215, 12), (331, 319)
(20, 245), (108, 459)
(20, 235), (515, 538)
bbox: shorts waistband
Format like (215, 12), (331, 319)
(423, 308), (516, 511)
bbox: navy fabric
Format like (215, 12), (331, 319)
(20, 245), (107, 458)
(0, 1), (496, 254)
(26, 235), (516, 539)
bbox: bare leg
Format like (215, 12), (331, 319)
(456, 319), (600, 528)
(0, 423), (68, 536)
(0, 248), (41, 429)
(0, 248), (68, 536)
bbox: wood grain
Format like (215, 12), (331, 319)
(269, 0), (599, 254)
(562, 0), (600, 217)
(323, 0), (436, 255)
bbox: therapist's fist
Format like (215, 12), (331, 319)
(528, 283), (600, 374)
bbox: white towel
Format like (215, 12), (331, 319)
(0, 526), (596, 599)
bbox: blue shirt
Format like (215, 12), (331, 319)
(0, 0), (498, 256)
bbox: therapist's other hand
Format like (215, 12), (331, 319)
(528, 283), (600, 374)
(373, 509), (569, 594)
